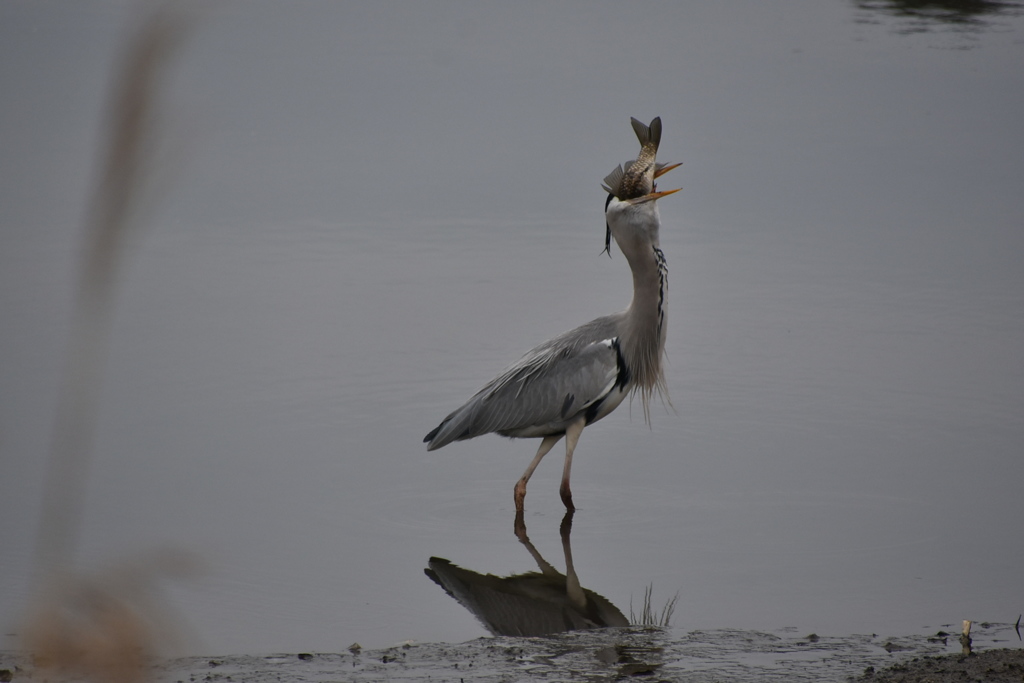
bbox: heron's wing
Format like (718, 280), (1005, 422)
(424, 327), (624, 450)
(480, 338), (622, 435)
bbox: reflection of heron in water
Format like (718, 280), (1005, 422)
(425, 511), (628, 637)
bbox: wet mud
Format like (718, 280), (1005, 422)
(5, 622), (1019, 682)
(853, 647), (1024, 683)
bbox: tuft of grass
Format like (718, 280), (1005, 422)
(629, 584), (679, 628)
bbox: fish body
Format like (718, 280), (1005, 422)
(604, 117), (662, 200)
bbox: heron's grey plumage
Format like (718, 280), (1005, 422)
(424, 316), (627, 450)
(424, 117), (681, 511)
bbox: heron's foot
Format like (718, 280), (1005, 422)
(513, 479), (527, 512)
(559, 484), (575, 511)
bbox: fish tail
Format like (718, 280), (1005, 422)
(630, 116), (662, 151)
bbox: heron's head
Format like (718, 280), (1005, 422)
(602, 162), (680, 256)
(605, 188), (680, 244)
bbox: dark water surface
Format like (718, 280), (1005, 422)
(1, 0), (1022, 657)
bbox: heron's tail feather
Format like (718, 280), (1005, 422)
(424, 409), (476, 451)
(423, 423), (443, 447)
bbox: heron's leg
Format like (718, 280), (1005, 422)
(559, 418), (586, 511)
(514, 434), (562, 512)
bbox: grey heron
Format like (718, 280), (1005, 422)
(424, 117), (680, 512)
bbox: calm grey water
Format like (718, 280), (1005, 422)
(2, 0), (1023, 656)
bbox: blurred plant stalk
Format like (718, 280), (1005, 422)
(27, 6), (194, 683)
(36, 1), (187, 587)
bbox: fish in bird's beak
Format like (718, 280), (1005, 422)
(619, 117), (662, 199)
(601, 118), (681, 199)
(601, 117), (681, 255)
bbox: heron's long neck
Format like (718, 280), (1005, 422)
(621, 240), (669, 417)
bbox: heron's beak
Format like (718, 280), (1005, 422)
(629, 187), (681, 204)
(654, 162), (682, 179)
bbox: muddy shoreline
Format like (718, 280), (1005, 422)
(3, 622), (1020, 682)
